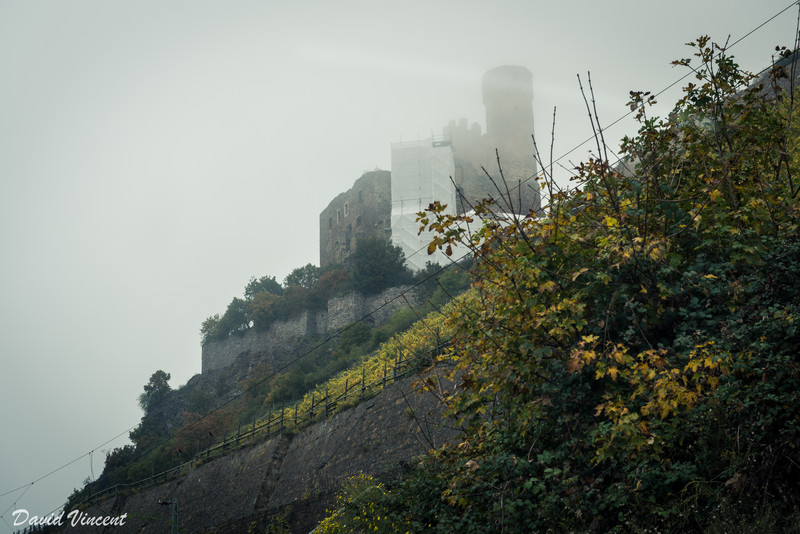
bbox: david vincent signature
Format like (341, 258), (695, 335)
(12, 508), (128, 528)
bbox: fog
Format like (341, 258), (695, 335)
(1, 1), (796, 529)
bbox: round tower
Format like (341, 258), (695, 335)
(481, 65), (540, 214)
(482, 65), (534, 157)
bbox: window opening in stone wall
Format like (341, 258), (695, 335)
(337, 209), (341, 223)
(344, 202), (349, 217)
(329, 217), (333, 229)
(356, 215), (361, 227)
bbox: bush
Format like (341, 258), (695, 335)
(319, 37), (800, 532)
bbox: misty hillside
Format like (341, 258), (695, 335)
(311, 39), (800, 533)
(34, 37), (800, 534)
(63, 238), (472, 515)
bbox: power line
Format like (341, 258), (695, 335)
(36, 270), (462, 516)
(524, 0), (800, 206)
(0, 424), (139, 501)
(0, 239), (462, 528)
(1, 2), (797, 524)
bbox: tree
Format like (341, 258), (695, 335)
(270, 285), (309, 321)
(244, 275), (283, 299)
(308, 268), (350, 310)
(137, 370), (171, 413)
(249, 291), (280, 330)
(218, 297), (251, 335)
(284, 263), (321, 289)
(200, 313), (223, 344)
(100, 445), (136, 485)
(201, 297), (253, 342)
(350, 237), (412, 294)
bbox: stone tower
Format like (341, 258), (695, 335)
(480, 65), (540, 214)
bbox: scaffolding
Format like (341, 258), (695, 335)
(390, 137), (457, 271)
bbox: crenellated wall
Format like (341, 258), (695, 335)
(201, 285), (418, 374)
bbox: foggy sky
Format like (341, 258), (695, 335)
(1, 1), (796, 529)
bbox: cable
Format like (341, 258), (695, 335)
(731, 1), (798, 54)
(0, 240), (459, 521)
(64, 249), (468, 505)
(528, 1), (800, 203)
(0, 424), (137, 501)
(0, 485), (32, 525)
(51, 372), (458, 532)
(1, 246), (466, 531)
(2, 2), (797, 521)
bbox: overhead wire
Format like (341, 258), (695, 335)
(512, 0), (800, 208)
(0, 234), (465, 530)
(2, 2), (798, 525)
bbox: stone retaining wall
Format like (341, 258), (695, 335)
(62, 375), (458, 534)
(201, 286), (417, 374)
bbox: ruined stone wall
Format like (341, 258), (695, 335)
(363, 285), (414, 326)
(324, 291), (365, 332)
(201, 286), (419, 374)
(201, 311), (314, 374)
(443, 117), (484, 172)
(453, 157), (540, 216)
(319, 170), (392, 268)
(62, 375), (459, 534)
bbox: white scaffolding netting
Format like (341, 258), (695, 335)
(390, 138), (457, 271)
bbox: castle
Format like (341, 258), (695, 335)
(202, 66), (540, 374)
(320, 65), (540, 270)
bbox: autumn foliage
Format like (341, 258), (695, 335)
(321, 38), (800, 532)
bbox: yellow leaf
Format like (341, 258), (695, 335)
(595, 368), (606, 379)
(572, 267), (589, 281)
(608, 366), (619, 381)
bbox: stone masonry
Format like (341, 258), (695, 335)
(201, 285), (419, 374)
(319, 170), (392, 268)
(60, 374), (460, 534)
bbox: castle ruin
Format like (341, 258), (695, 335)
(318, 170), (391, 268)
(320, 65), (540, 269)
